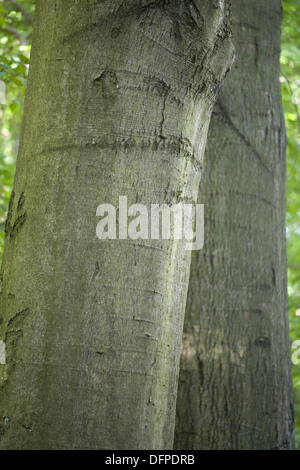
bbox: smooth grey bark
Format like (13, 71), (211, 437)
(175, 0), (295, 450)
(0, 1), (233, 449)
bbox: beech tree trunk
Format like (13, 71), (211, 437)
(0, 1), (233, 449)
(175, 0), (295, 450)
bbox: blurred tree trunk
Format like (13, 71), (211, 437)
(0, 0), (233, 449)
(175, 0), (295, 450)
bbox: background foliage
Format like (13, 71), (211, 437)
(0, 0), (299, 448)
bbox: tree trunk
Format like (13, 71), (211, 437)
(174, 0), (295, 450)
(0, 0), (233, 449)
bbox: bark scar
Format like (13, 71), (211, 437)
(93, 70), (119, 97)
(4, 191), (27, 240)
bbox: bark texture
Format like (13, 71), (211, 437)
(174, 0), (295, 450)
(0, 0), (233, 449)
